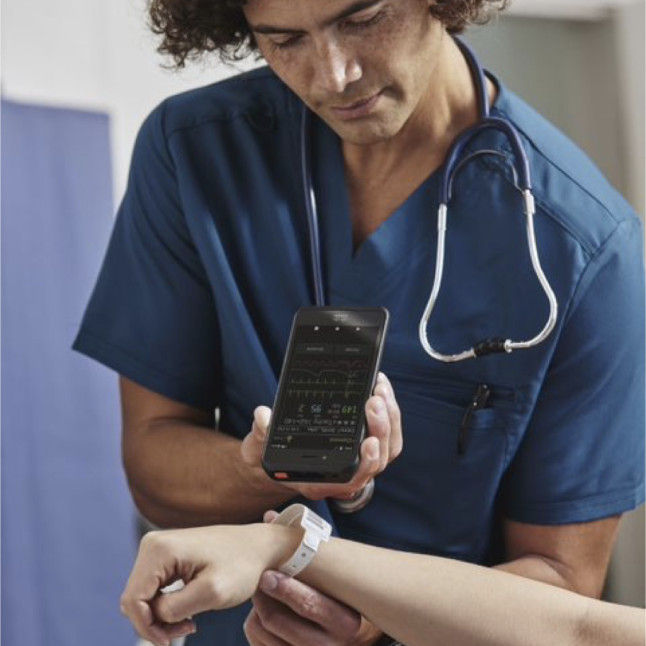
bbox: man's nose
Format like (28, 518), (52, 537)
(313, 40), (362, 95)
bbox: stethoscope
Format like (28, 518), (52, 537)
(299, 38), (558, 512)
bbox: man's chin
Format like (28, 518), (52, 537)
(326, 116), (401, 146)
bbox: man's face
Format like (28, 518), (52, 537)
(243, 0), (444, 144)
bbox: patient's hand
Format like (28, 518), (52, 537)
(119, 522), (303, 646)
(241, 372), (403, 502)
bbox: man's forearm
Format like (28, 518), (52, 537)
(494, 516), (621, 599)
(495, 556), (577, 593)
(123, 420), (296, 527)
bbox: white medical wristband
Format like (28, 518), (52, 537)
(270, 504), (331, 577)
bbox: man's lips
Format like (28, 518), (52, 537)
(333, 93), (378, 110)
(330, 90), (383, 119)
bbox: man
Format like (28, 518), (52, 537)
(74, 1), (645, 645)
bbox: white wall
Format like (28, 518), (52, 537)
(613, 1), (646, 214)
(511, 0), (641, 20)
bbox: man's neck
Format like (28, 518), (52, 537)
(341, 36), (495, 184)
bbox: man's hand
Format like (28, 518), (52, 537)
(244, 571), (383, 646)
(243, 509), (383, 646)
(241, 372), (402, 501)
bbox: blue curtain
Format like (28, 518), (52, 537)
(1, 99), (137, 646)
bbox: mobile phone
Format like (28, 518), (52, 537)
(262, 307), (389, 483)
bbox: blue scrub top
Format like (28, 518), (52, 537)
(74, 66), (645, 645)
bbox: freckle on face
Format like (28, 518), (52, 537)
(244, 0), (444, 144)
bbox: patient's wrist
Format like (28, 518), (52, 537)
(252, 522), (303, 571)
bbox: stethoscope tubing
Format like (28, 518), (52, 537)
(300, 107), (326, 307)
(297, 37), (559, 511)
(300, 37), (558, 362)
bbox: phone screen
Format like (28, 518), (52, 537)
(268, 322), (381, 454)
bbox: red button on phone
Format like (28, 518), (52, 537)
(274, 472), (289, 480)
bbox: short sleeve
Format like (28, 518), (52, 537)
(73, 102), (221, 411)
(504, 217), (645, 524)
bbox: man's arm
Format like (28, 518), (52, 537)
(120, 377), (296, 527)
(495, 516), (622, 597)
(120, 372), (402, 528)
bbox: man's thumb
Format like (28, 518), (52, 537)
(240, 406), (271, 465)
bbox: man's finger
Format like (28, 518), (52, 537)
(240, 406), (272, 466)
(346, 437), (381, 490)
(374, 373), (403, 460)
(244, 608), (293, 646)
(325, 437), (380, 501)
(365, 394), (390, 471)
(257, 571), (361, 638)
(264, 509), (280, 523)
(252, 591), (329, 645)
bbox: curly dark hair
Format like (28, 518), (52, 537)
(148, 0), (508, 69)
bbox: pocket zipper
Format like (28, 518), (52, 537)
(457, 384), (491, 456)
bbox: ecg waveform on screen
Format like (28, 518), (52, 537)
(286, 388), (364, 399)
(292, 357), (367, 370)
(287, 359), (368, 399)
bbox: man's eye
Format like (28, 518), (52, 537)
(343, 10), (385, 31)
(267, 9), (385, 51)
(271, 35), (303, 51)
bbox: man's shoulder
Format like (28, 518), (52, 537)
(156, 65), (295, 138)
(493, 83), (640, 256)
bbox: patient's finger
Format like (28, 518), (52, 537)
(153, 574), (225, 624)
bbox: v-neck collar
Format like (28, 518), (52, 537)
(312, 115), (439, 302)
(308, 70), (508, 304)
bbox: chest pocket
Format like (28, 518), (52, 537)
(335, 360), (517, 561)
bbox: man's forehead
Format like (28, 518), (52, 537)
(244, 0), (385, 32)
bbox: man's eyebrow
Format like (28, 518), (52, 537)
(250, 0), (383, 35)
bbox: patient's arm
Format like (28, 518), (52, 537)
(300, 532), (643, 646)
